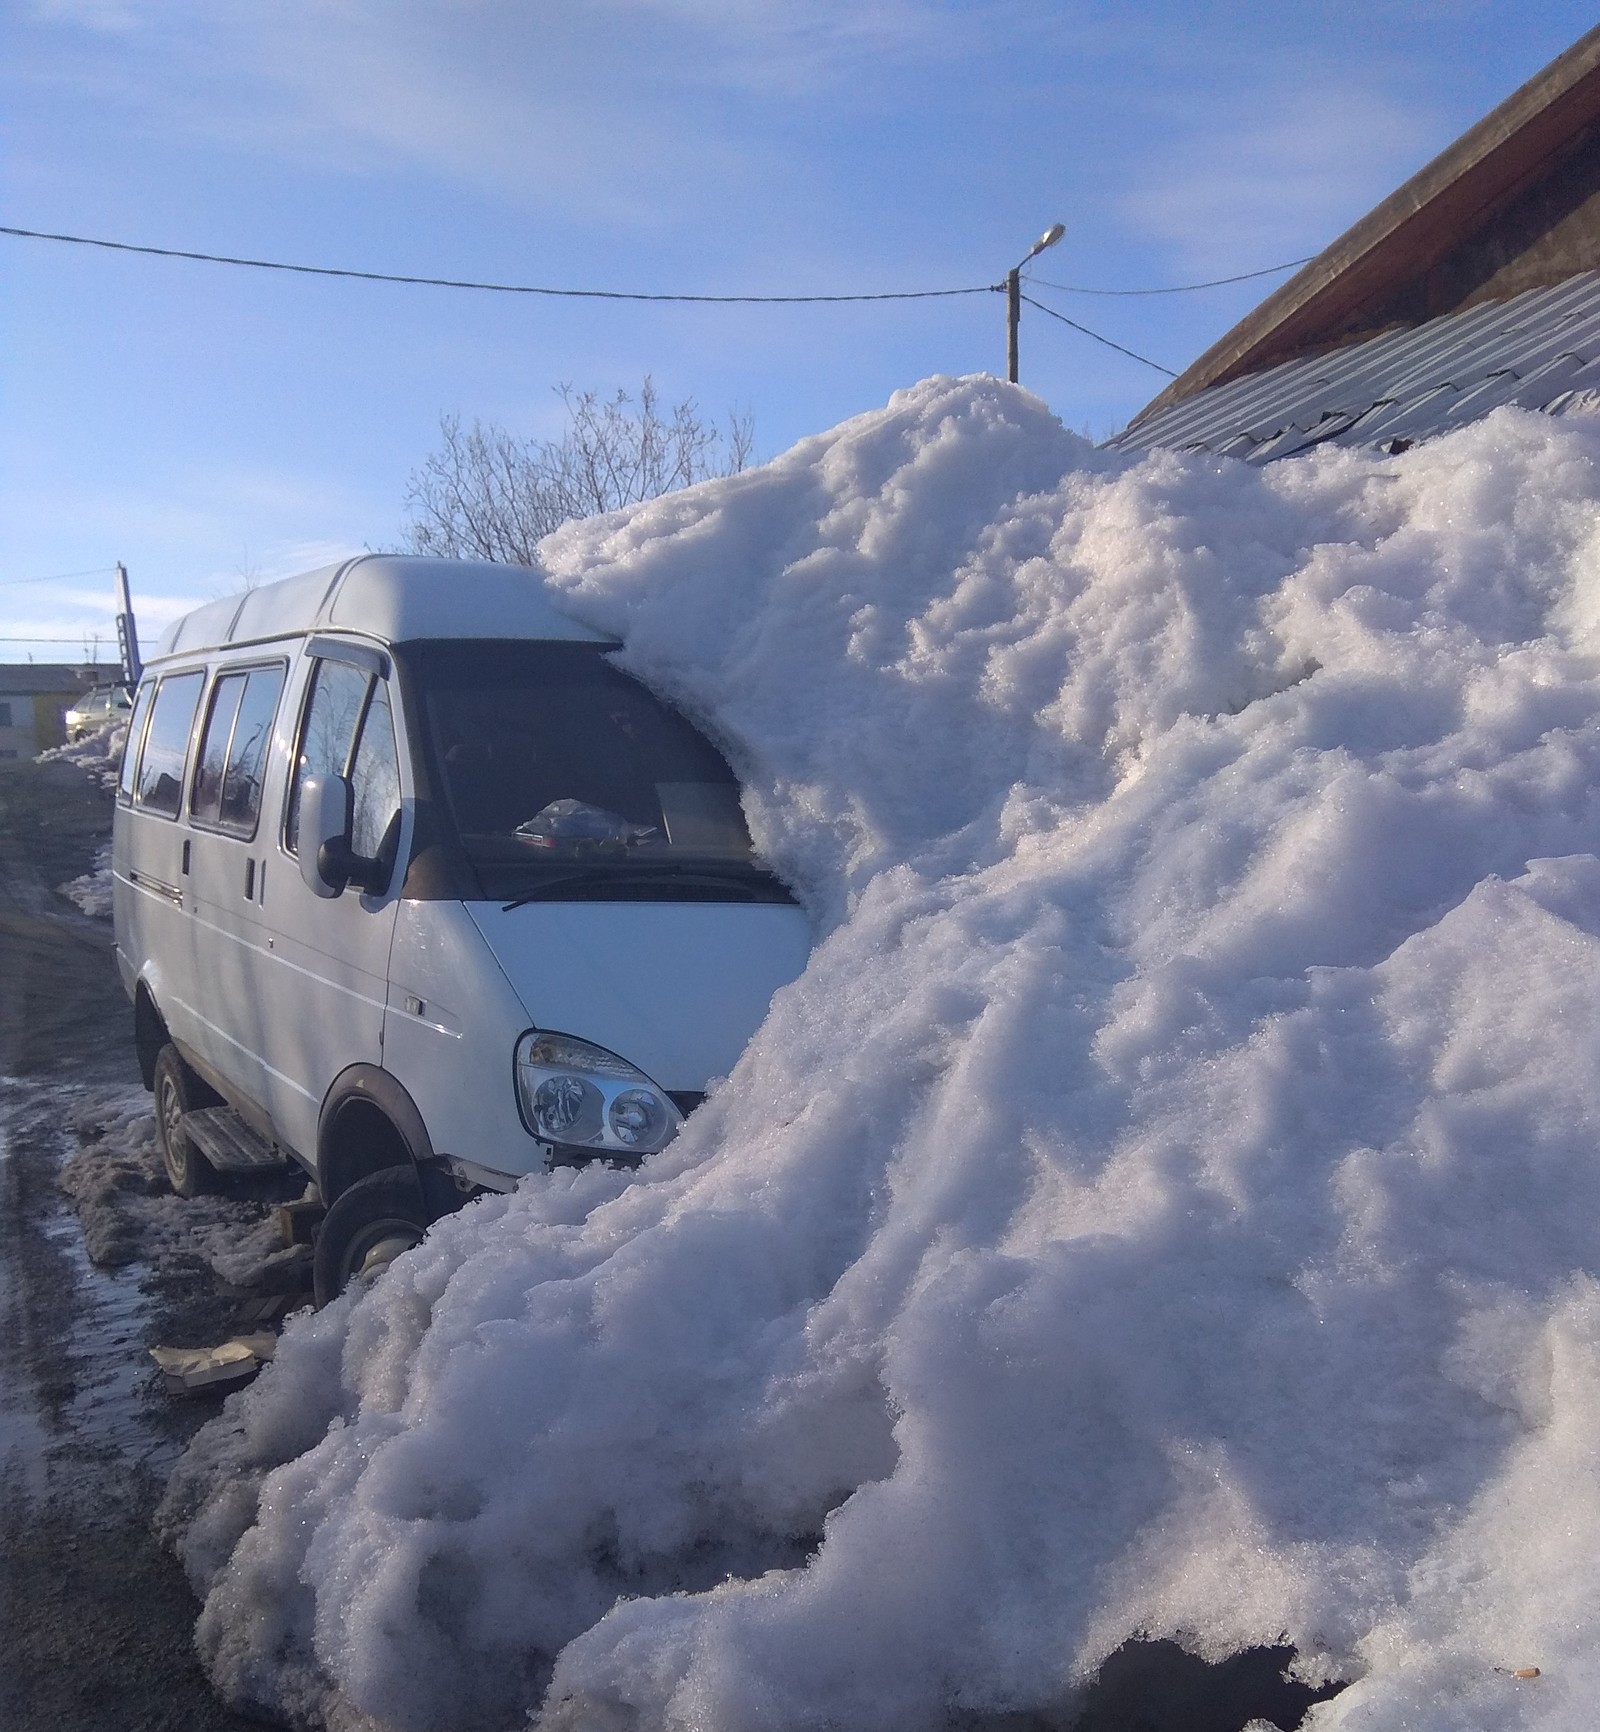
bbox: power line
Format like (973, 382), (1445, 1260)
(1026, 257), (1314, 297)
(0, 564), (118, 588)
(1, 222), (1311, 308)
(1, 220), (1203, 382)
(1018, 295), (1176, 376)
(0, 636), (114, 645)
(0, 224), (998, 305)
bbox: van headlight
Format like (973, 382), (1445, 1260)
(515, 1032), (682, 1157)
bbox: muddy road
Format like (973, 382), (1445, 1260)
(0, 753), (297, 1731)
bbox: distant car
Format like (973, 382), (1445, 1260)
(65, 684), (133, 742)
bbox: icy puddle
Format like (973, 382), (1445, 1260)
(0, 1129), (54, 1502)
(1, 1071), (310, 1490)
(0, 1077), (185, 1488)
(48, 1203), (179, 1467)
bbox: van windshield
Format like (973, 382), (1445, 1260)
(404, 640), (793, 904)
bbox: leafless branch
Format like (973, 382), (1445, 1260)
(402, 379), (754, 562)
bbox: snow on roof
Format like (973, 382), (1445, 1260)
(152, 554), (613, 661)
(161, 376), (1600, 1732)
(1111, 271), (1600, 463)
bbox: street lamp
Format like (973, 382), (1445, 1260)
(1005, 223), (1065, 384)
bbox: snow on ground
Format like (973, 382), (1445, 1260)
(60, 1087), (312, 1291)
(58, 840), (113, 919)
(41, 721), (124, 917)
(159, 377), (1600, 1731)
(40, 718), (126, 789)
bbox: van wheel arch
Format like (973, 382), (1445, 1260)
(134, 983), (167, 1090)
(317, 1065), (438, 1208)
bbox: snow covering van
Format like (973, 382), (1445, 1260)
(113, 556), (810, 1303)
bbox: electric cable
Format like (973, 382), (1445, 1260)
(1026, 257), (1314, 296)
(0, 220), (1212, 382)
(1017, 294), (1176, 376)
(0, 224), (996, 304)
(0, 564), (118, 588)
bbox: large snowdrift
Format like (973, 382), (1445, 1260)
(161, 377), (1600, 1731)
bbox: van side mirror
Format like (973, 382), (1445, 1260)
(300, 773), (390, 898)
(300, 774), (353, 898)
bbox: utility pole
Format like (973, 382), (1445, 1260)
(1006, 269), (1022, 383)
(114, 561), (142, 689)
(1004, 223), (1066, 385)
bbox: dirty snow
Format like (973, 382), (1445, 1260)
(160, 377), (1600, 1731)
(58, 840), (113, 919)
(41, 719), (125, 921)
(39, 718), (127, 789)
(61, 1087), (311, 1291)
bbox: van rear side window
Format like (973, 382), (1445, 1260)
(193, 673), (247, 821)
(134, 672), (205, 817)
(192, 664), (286, 835)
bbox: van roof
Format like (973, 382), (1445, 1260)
(152, 555), (615, 662)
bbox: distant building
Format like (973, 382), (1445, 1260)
(1113, 25), (1600, 462)
(0, 664), (111, 759)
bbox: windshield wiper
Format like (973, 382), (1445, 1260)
(500, 865), (787, 911)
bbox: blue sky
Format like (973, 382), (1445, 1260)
(2, 0), (1594, 660)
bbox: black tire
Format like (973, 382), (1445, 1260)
(313, 1168), (432, 1307)
(153, 1044), (217, 1198)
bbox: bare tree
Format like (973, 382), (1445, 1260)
(403, 378), (754, 564)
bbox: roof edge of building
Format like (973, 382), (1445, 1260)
(1129, 24), (1600, 426)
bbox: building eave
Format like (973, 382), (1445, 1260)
(1129, 24), (1600, 426)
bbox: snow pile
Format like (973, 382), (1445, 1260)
(58, 841), (113, 919)
(162, 378), (1600, 1731)
(39, 718), (126, 788)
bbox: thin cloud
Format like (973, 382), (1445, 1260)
(254, 539), (365, 583)
(26, 0), (146, 30)
(1120, 81), (1444, 274)
(18, 0), (1051, 228)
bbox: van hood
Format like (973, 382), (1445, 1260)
(464, 899), (812, 1092)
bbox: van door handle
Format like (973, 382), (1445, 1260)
(181, 839), (191, 875)
(244, 858), (256, 900)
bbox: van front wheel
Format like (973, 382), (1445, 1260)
(153, 1045), (217, 1198)
(313, 1169), (431, 1307)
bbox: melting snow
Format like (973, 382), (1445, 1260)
(58, 840), (113, 919)
(159, 377), (1600, 1730)
(40, 717), (127, 788)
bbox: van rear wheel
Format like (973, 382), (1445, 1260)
(313, 1169), (431, 1307)
(153, 1045), (217, 1198)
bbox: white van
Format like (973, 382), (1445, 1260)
(113, 556), (810, 1303)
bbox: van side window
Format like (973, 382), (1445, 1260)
(117, 680), (157, 803)
(285, 658), (373, 854)
(193, 665), (287, 834)
(134, 672), (205, 817)
(193, 673), (247, 824)
(220, 667), (287, 831)
(349, 682), (400, 860)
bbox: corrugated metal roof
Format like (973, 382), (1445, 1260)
(1110, 272), (1600, 463)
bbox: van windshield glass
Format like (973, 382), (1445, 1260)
(405, 641), (792, 904)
